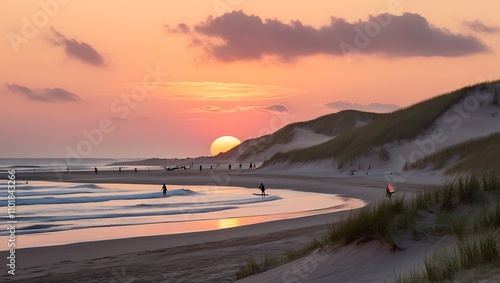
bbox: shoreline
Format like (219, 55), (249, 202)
(3, 169), (420, 281)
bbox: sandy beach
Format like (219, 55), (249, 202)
(1, 168), (415, 282)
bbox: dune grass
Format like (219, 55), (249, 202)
(404, 132), (500, 174)
(236, 172), (500, 280)
(295, 110), (381, 136)
(264, 81), (499, 169)
(396, 231), (500, 282)
(231, 110), (380, 162)
(235, 241), (324, 279)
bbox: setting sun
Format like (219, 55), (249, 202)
(210, 136), (241, 156)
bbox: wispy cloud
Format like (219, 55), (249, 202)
(169, 11), (489, 61)
(325, 99), (399, 113)
(190, 103), (289, 114)
(165, 23), (191, 34)
(6, 84), (82, 103)
(254, 104), (289, 113)
(155, 81), (303, 100)
(47, 28), (106, 67)
(462, 20), (500, 34)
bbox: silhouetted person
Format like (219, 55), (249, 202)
(94, 167), (98, 174)
(259, 183), (266, 197)
(134, 168), (138, 173)
(199, 165), (202, 172)
(228, 164), (231, 170)
(66, 167), (70, 172)
(119, 167), (121, 173)
(249, 163), (252, 170)
(161, 184), (168, 197)
(239, 164), (242, 169)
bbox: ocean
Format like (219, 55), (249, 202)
(0, 158), (143, 173)
(0, 158), (360, 249)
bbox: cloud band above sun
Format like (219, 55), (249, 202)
(154, 81), (303, 100)
(167, 11), (489, 62)
(190, 103), (289, 113)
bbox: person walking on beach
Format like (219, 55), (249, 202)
(259, 183), (266, 197)
(94, 167), (98, 174)
(199, 165), (202, 172)
(161, 184), (168, 197)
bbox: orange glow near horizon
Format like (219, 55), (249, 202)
(210, 136), (241, 156)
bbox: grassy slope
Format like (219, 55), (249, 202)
(216, 110), (380, 161)
(264, 81), (499, 169)
(237, 172), (500, 281)
(405, 132), (500, 174)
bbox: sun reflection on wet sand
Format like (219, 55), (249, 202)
(217, 218), (240, 229)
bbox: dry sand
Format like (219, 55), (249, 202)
(2, 169), (427, 282)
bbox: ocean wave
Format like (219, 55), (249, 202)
(21, 224), (65, 230)
(15, 189), (200, 206)
(132, 195), (281, 209)
(0, 189), (116, 197)
(167, 188), (199, 196)
(70, 184), (104, 189)
(15, 206), (237, 226)
(4, 185), (56, 191)
(9, 165), (41, 168)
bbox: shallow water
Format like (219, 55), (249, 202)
(1, 181), (362, 249)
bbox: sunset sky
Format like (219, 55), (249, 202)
(2, 0), (499, 158)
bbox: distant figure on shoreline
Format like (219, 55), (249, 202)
(119, 167), (121, 173)
(199, 165), (202, 172)
(249, 163), (252, 170)
(134, 168), (138, 173)
(259, 183), (266, 197)
(94, 167), (98, 174)
(161, 183), (168, 197)
(228, 164), (231, 170)
(66, 167), (70, 172)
